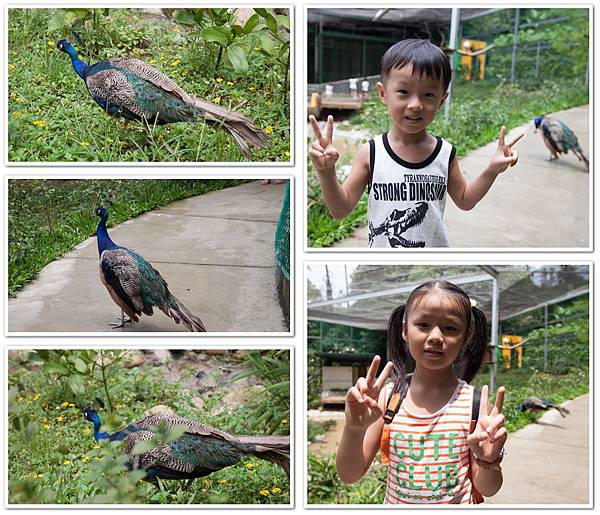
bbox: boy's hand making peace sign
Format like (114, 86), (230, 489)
(467, 385), (507, 468)
(345, 355), (394, 432)
(309, 115), (340, 173)
(487, 126), (524, 175)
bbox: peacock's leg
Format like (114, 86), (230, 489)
(110, 310), (132, 329)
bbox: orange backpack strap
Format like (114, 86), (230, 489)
(380, 387), (401, 466)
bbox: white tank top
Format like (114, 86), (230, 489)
(367, 133), (455, 248)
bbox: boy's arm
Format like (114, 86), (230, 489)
(447, 126), (524, 211)
(309, 115), (370, 220)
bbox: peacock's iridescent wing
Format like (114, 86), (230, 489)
(558, 120), (580, 152)
(100, 248), (144, 313)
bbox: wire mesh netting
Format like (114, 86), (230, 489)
(307, 265), (589, 330)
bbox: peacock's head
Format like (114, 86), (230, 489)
(95, 205), (109, 219)
(83, 407), (99, 423)
(533, 116), (543, 132)
(56, 39), (73, 53)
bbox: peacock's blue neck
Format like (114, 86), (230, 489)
(90, 414), (111, 441)
(65, 45), (89, 80)
(96, 214), (119, 257)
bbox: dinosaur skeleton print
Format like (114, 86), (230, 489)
(367, 133), (454, 248)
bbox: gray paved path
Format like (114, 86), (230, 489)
(333, 105), (589, 248)
(488, 393), (589, 505)
(8, 181), (288, 333)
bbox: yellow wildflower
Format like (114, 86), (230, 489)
(148, 59), (157, 64)
(281, 419), (288, 424)
(48, 40), (55, 46)
(115, 404), (123, 409)
(284, 151), (291, 158)
(17, 396), (24, 401)
(16, 97), (25, 103)
(8, 63), (15, 69)
(180, 71), (189, 77)
(259, 489), (269, 496)
(69, 403), (75, 407)
(245, 463), (254, 469)
(56, 416), (63, 422)
(227, 81), (234, 86)
(216, 77), (224, 83)
(62, 401), (69, 407)
(265, 125), (273, 134)
(271, 487), (281, 494)
(32, 120), (46, 127)
(254, 47), (261, 51)
(219, 480), (227, 484)
(63, 459), (71, 465)
(94, 456), (101, 461)
(80, 141), (90, 147)
(203, 479), (210, 486)
(43, 424), (50, 430)
(249, 87), (256, 92)
(81, 456), (89, 463)
(84, 427), (91, 434)
(170, 59), (181, 67)
(33, 393), (40, 401)
(213, 96), (221, 105)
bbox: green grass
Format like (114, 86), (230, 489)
(8, 350), (290, 504)
(8, 8), (290, 162)
(8, 179), (249, 295)
(307, 78), (589, 247)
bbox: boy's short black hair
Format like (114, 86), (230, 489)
(381, 39), (451, 91)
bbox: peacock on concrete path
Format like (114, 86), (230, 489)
(83, 408), (290, 481)
(56, 39), (270, 157)
(519, 396), (570, 418)
(534, 116), (589, 171)
(96, 205), (206, 331)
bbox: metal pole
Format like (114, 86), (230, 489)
(510, 8), (520, 82)
(490, 276), (499, 393)
(535, 40), (541, 79)
(316, 17), (323, 83)
(544, 304), (548, 370)
(444, 8), (460, 123)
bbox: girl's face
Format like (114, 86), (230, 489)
(402, 291), (469, 371)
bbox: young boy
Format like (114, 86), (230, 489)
(309, 39), (524, 248)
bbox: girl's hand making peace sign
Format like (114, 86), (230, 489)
(467, 385), (508, 467)
(308, 115), (340, 173)
(487, 126), (524, 175)
(345, 355), (394, 432)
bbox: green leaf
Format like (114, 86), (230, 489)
(68, 374), (85, 395)
(172, 9), (197, 26)
(243, 14), (260, 34)
(258, 32), (276, 54)
(226, 45), (248, 74)
(254, 8), (269, 18)
(42, 361), (68, 375)
(265, 14), (278, 34)
(275, 15), (290, 30)
(71, 357), (88, 374)
(132, 440), (156, 455)
(47, 11), (68, 32)
(201, 26), (228, 46)
(64, 8), (92, 20)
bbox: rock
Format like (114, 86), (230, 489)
(153, 349), (170, 364)
(191, 396), (205, 409)
(217, 385), (265, 413)
(122, 354), (144, 369)
(144, 405), (177, 417)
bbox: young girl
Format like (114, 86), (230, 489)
(336, 280), (507, 504)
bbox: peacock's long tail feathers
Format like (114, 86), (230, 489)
(189, 96), (270, 158)
(161, 294), (207, 332)
(237, 435), (290, 478)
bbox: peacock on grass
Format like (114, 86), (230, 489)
(534, 116), (589, 171)
(83, 408), (290, 483)
(96, 204), (206, 331)
(56, 39), (270, 158)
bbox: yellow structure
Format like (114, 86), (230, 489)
(500, 335), (523, 369)
(460, 39), (488, 80)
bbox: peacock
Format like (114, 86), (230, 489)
(519, 396), (570, 418)
(83, 408), (290, 482)
(96, 204), (206, 331)
(56, 39), (270, 157)
(534, 116), (589, 171)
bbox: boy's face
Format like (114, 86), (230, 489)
(376, 64), (448, 135)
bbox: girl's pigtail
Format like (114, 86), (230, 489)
(387, 305), (412, 398)
(457, 306), (488, 383)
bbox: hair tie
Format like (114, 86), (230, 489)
(470, 298), (477, 307)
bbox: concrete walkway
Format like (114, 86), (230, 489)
(333, 105), (589, 248)
(8, 181), (288, 333)
(488, 393), (589, 505)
